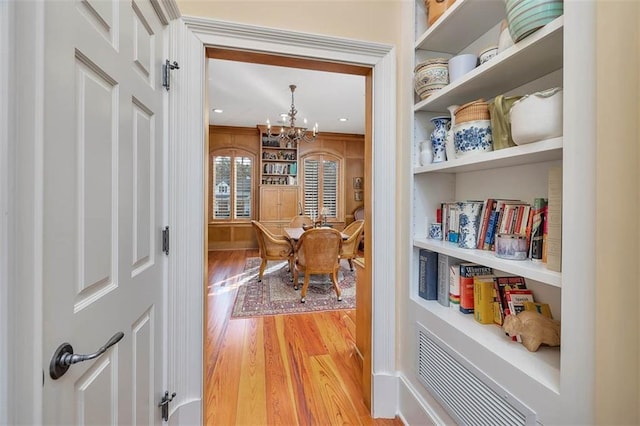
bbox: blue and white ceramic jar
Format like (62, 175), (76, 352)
(428, 222), (442, 240)
(430, 116), (451, 163)
(458, 201), (484, 249)
(453, 119), (493, 158)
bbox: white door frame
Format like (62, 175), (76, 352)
(170, 18), (398, 417)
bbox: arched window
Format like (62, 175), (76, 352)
(302, 153), (340, 220)
(210, 149), (254, 221)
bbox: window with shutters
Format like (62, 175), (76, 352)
(302, 153), (340, 221)
(210, 149), (254, 221)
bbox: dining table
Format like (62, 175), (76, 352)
(283, 226), (349, 243)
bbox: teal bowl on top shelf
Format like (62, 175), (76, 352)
(505, 0), (564, 43)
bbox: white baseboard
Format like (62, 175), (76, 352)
(372, 372), (398, 418)
(169, 399), (201, 426)
(397, 374), (454, 426)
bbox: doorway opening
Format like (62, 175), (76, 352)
(203, 47), (373, 418)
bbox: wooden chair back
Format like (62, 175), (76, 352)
(288, 215), (314, 228)
(340, 220), (364, 256)
(296, 228), (342, 272)
(353, 206), (364, 221)
(251, 220), (294, 281)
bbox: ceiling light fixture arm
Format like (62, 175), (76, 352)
(266, 84), (318, 145)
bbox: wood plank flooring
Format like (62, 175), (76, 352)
(205, 250), (402, 425)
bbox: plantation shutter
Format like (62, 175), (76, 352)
(234, 156), (252, 219)
(302, 155), (339, 220)
(322, 160), (338, 218)
(213, 156), (231, 219)
(304, 158), (320, 217)
(211, 150), (254, 222)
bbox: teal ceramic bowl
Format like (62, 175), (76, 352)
(505, 0), (563, 43)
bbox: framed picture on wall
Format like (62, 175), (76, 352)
(354, 191), (363, 201)
(353, 177), (363, 190)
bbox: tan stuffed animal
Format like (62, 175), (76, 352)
(502, 311), (561, 352)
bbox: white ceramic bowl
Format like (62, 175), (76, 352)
(414, 58), (449, 99)
(448, 54), (478, 83)
(479, 46), (498, 64)
(510, 87), (563, 145)
(453, 119), (493, 158)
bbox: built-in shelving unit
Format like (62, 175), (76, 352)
(258, 125), (299, 186)
(409, 0), (570, 422)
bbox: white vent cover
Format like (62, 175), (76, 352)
(416, 322), (536, 425)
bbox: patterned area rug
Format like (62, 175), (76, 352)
(231, 257), (356, 318)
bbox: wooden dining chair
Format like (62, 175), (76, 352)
(293, 228), (343, 303)
(251, 220), (294, 282)
(353, 206), (365, 249)
(339, 219), (364, 271)
(288, 215), (314, 228)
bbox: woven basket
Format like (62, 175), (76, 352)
(455, 99), (490, 124)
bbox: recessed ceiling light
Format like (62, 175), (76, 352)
(212, 108), (223, 113)
(339, 118), (349, 122)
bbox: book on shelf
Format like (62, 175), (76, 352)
(522, 204), (534, 252)
(440, 202), (452, 243)
(449, 262), (461, 310)
(546, 166), (562, 272)
(447, 203), (460, 243)
(493, 276), (527, 326)
(496, 201), (527, 236)
(437, 253), (452, 307)
(459, 263), (493, 314)
(473, 275), (496, 324)
(523, 301), (553, 319)
(418, 249), (438, 301)
(529, 197), (548, 261)
(505, 288), (535, 342)
(502, 202), (530, 236)
(476, 198), (495, 249)
(483, 199), (519, 251)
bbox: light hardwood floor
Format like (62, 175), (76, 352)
(205, 250), (402, 425)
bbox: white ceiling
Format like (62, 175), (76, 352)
(208, 59), (366, 134)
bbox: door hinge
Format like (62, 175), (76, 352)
(162, 226), (170, 255)
(162, 60), (180, 91)
(158, 391), (176, 422)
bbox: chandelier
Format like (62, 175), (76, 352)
(266, 84), (318, 145)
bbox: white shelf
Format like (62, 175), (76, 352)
(413, 298), (560, 393)
(415, 15), (564, 113)
(414, 237), (562, 287)
(415, 0), (506, 53)
(414, 137), (563, 174)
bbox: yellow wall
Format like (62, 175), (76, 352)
(595, 1), (640, 423)
(176, 1), (404, 44)
(177, 1), (640, 424)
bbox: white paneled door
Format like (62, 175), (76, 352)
(42, 0), (167, 423)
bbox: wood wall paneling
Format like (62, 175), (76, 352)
(209, 126), (364, 250)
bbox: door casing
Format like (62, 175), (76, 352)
(172, 18), (399, 418)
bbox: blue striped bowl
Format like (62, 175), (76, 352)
(505, 0), (563, 43)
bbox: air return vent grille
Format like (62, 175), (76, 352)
(416, 323), (536, 425)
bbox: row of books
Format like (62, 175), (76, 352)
(438, 197), (549, 261)
(418, 249), (553, 342)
